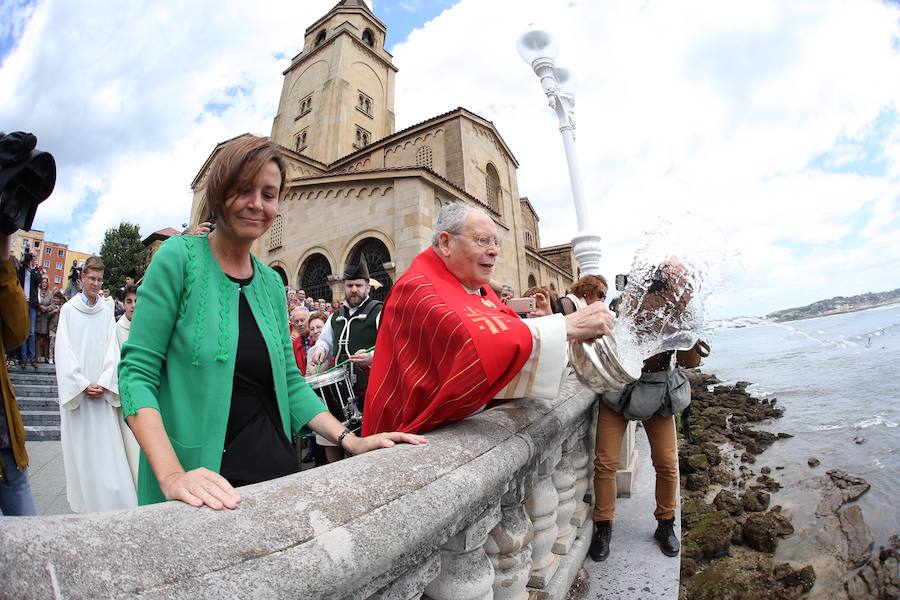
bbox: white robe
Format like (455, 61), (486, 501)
(55, 294), (137, 513)
(98, 315), (141, 490)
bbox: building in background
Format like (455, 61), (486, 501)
(189, 0), (574, 301)
(41, 240), (69, 289)
(141, 227), (182, 267)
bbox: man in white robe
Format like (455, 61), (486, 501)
(55, 257), (136, 513)
(98, 283), (141, 490)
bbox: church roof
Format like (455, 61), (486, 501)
(142, 227), (181, 246)
(328, 107), (520, 169)
(520, 197), (540, 221)
(307, 0), (386, 35)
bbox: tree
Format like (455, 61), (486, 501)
(99, 222), (146, 291)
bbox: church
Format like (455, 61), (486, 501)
(188, 0), (576, 302)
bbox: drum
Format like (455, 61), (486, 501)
(305, 366), (362, 429)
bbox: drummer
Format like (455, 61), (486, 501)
(308, 261), (382, 462)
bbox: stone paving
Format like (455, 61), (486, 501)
(24, 440), (71, 516)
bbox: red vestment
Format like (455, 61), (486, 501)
(362, 248), (533, 435)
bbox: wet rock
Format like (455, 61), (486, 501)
(776, 432), (793, 439)
(709, 466), (733, 485)
(773, 563), (816, 593)
(680, 557), (698, 579)
(760, 466), (771, 475)
(839, 505), (875, 568)
(755, 474), (782, 492)
(683, 553), (775, 600)
(813, 470), (871, 517)
(740, 489), (771, 513)
(682, 498), (715, 529)
(853, 436), (865, 445)
(775, 465), (785, 470)
(808, 457), (820, 468)
(742, 511), (794, 553)
(684, 511), (735, 559)
(686, 453), (709, 473)
(713, 490), (743, 516)
(828, 469), (871, 504)
(686, 472), (710, 492)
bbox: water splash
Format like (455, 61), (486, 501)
(611, 214), (741, 376)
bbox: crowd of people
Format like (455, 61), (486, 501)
(1, 134), (701, 564)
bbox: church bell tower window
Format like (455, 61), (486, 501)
(362, 29), (375, 47)
(298, 93), (312, 117)
(354, 125), (371, 149)
(357, 91), (373, 117)
(416, 146), (433, 170)
(315, 30), (326, 46)
(296, 128), (309, 152)
(485, 163), (501, 214)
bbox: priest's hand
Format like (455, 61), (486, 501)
(342, 431), (428, 455)
(348, 349), (373, 368)
(564, 301), (615, 342)
(160, 468), (241, 510)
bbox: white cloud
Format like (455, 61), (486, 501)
(390, 0), (900, 316)
(2, 0), (899, 316)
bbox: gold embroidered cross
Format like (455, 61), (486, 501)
(463, 305), (510, 335)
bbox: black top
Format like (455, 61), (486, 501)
(218, 272), (298, 487)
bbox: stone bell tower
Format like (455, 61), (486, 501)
(270, 0), (397, 164)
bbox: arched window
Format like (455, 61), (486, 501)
(362, 29), (374, 47)
(485, 163), (501, 213)
(528, 274), (537, 289)
(525, 231), (534, 247)
(269, 214), (284, 250)
(315, 30), (326, 46)
(347, 238), (393, 301)
(296, 129), (308, 151)
(299, 254), (333, 302)
(271, 265), (288, 286)
(416, 146), (433, 170)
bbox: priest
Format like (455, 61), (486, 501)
(362, 202), (614, 435)
(98, 283), (141, 490)
(55, 256), (137, 512)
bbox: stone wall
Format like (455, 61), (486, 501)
(0, 376), (598, 599)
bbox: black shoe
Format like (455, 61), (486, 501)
(654, 518), (680, 557)
(588, 520), (612, 562)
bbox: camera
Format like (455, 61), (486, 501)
(0, 132), (55, 235)
(615, 274), (627, 291)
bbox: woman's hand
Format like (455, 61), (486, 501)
(348, 349), (373, 368)
(159, 468), (241, 510)
(527, 292), (552, 318)
(563, 301), (615, 342)
(343, 431), (427, 455)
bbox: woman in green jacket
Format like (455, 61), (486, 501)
(119, 136), (424, 509)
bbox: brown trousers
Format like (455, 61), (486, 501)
(592, 403), (678, 523)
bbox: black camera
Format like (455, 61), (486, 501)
(615, 273), (627, 291)
(0, 132), (56, 235)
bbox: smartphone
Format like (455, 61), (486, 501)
(507, 297), (536, 315)
(615, 274), (627, 291)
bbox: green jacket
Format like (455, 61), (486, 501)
(119, 235), (326, 505)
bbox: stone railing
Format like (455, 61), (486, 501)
(1, 376), (599, 599)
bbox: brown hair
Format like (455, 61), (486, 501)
(203, 135), (286, 223)
(308, 310), (328, 326)
(570, 275), (608, 301)
(83, 256), (104, 275)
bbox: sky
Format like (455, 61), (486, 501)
(1, 0), (899, 318)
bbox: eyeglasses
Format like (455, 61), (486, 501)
(85, 276), (103, 285)
(454, 233), (501, 248)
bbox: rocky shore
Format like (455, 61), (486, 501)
(678, 372), (900, 599)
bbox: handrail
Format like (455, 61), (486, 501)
(1, 376), (597, 599)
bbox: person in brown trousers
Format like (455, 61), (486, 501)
(589, 259), (693, 561)
(0, 232), (37, 515)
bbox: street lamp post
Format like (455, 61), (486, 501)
(517, 29), (603, 276)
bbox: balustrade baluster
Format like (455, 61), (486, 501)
(485, 475), (533, 600)
(552, 434), (578, 555)
(526, 446), (561, 589)
(569, 419), (592, 530)
(423, 502), (501, 600)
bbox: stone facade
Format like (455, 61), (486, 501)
(188, 0), (575, 302)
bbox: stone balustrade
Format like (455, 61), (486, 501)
(1, 376), (599, 599)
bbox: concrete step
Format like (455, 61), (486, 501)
(8, 371), (57, 382)
(24, 425), (60, 441)
(4, 362), (56, 374)
(15, 397), (59, 410)
(10, 384), (58, 397)
(20, 410), (61, 424)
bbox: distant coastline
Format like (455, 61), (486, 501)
(766, 288), (900, 323)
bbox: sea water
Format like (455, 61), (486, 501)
(702, 304), (900, 551)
